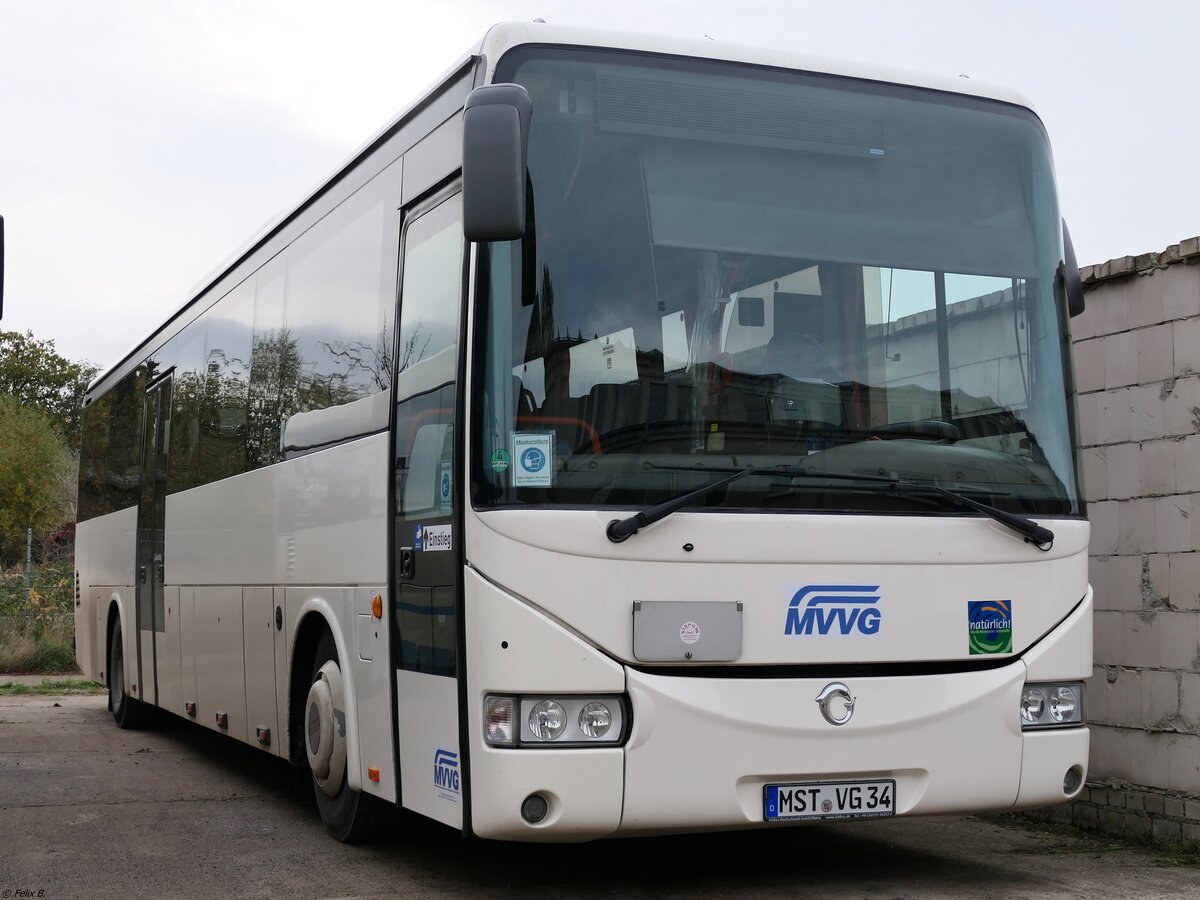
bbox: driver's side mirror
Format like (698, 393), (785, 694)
(1062, 220), (1085, 318)
(462, 84), (533, 242)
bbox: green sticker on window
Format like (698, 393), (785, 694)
(490, 448), (511, 473)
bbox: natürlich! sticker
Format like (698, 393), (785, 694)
(967, 600), (1012, 654)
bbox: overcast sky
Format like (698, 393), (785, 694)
(1, 0), (1195, 371)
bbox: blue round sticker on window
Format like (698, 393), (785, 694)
(520, 447), (546, 473)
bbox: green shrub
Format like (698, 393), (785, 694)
(0, 557), (79, 673)
(0, 557), (75, 620)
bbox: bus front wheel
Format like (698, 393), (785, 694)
(304, 631), (382, 842)
(108, 619), (147, 729)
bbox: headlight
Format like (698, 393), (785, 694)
(1020, 688), (1046, 724)
(578, 701), (612, 739)
(484, 694), (627, 747)
(1049, 686), (1079, 722)
(1020, 682), (1085, 729)
(528, 700), (567, 740)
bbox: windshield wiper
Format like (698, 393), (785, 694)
(605, 463), (1054, 548)
(606, 464), (783, 542)
(810, 468), (1055, 548)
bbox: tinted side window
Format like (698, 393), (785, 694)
(78, 371), (145, 520)
(284, 186), (394, 418)
(109, 372), (145, 512)
(168, 315), (207, 493)
(247, 255), (288, 468)
(87, 169), (402, 504)
(198, 279), (254, 483)
(78, 395), (111, 521)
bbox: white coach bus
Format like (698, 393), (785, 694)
(75, 22), (1091, 842)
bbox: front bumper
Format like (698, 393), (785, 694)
(469, 659), (1088, 841)
(617, 662), (1087, 835)
(464, 571), (1091, 841)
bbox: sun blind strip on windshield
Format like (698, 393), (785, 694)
(596, 74), (884, 156)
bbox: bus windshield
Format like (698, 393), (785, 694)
(474, 49), (1080, 518)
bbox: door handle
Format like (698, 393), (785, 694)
(399, 547), (415, 580)
(154, 553), (164, 583)
(139, 565), (147, 584)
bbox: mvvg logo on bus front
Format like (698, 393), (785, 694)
(785, 585), (882, 636)
(433, 747), (460, 800)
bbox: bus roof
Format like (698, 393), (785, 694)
(89, 21), (1039, 398)
(476, 21), (1037, 111)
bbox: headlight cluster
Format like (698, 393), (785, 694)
(484, 695), (627, 747)
(1020, 682), (1085, 729)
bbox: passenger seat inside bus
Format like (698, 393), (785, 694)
(512, 375), (537, 418)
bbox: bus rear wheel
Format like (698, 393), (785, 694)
(304, 631), (383, 842)
(108, 619), (147, 729)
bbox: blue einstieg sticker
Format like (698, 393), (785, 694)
(414, 523), (452, 552)
(968, 600), (1012, 654)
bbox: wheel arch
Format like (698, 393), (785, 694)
(287, 602), (362, 793)
(104, 591), (132, 691)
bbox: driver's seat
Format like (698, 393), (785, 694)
(760, 331), (845, 383)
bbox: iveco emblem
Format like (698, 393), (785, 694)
(815, 682), (856, 726)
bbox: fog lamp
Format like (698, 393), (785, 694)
(1063, 766), (1084, 795)
(521, 793), (549, 823)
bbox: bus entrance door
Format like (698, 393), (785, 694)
(391, 189), (465, 829)
(135, 375), (171, 709)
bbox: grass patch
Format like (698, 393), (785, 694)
(1156, 843), (1200, 867)
(990, 815), (1132, 855)
(992, 813), (1200, 867)
(0, 678), (104, 695)
(0, 634), (79, 674)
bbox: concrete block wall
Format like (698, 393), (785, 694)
(1027, 238), (1200, 845)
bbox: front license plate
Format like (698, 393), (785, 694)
(764, 779), (896, 822)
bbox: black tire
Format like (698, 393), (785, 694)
(306, 630), (383, 842)
(109, 619), (147, 729)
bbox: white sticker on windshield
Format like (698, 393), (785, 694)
(512, 433), (553, 488)
(568, 328), (638, 396)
